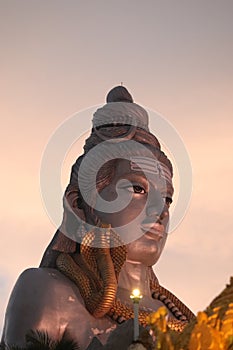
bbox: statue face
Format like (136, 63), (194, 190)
(95, 158), (173, 266)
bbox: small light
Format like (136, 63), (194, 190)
(132, 289), (140, 297)
(130, 289), (143, 301)
(130, 289), (142, 341)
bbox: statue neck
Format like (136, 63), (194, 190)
(117, 260), (152, 297)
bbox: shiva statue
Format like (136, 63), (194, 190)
(1, 86), (195, 350)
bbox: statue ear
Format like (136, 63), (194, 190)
(64, 187), (86, 221)
(58, 186), (86, 245)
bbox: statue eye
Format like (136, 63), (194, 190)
(119, 180), (148, 194)
(133, 185), (146, 194)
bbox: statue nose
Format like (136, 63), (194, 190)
(146, 205), (168, 220)
(146, 188), (169, 221)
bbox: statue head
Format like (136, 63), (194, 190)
(59, 86), (173, 266)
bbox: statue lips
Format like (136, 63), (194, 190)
(140, 222), (165, 240)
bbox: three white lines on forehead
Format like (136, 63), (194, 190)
(129, 157), (172, 184)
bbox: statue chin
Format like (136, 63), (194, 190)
(126, 232), (167, 267)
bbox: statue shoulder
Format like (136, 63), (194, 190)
(2, 267), (85, 347)
(6, 267), (84, 312)
(2, 267), (117, 349)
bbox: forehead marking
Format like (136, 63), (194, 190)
(130, 156), (172, 184)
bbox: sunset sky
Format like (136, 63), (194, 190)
(1, 0), (233, 335)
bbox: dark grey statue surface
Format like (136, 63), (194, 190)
(1, 86), (195, 350)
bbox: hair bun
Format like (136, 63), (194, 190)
(106, 86), (133, 103)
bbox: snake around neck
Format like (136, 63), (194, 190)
(55, 228), (195, 333)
